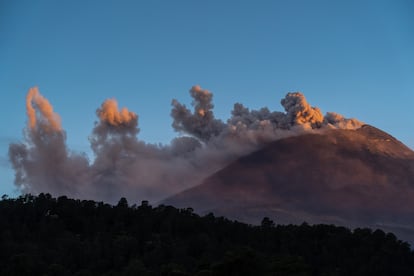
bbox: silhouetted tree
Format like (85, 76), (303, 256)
(261, 217), (275, 228)
(117, 197), (129, 208)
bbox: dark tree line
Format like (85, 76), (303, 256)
(0, 193), (413, 275)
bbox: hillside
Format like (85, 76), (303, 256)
(165, 125), (414, 243)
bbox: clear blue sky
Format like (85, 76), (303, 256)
(1, 0), (413, 196)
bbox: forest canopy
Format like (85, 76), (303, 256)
(0, 194), (413, 276)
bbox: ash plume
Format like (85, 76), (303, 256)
(171, 85), (226, 141)
(26, 87), (61, 132)
(97, 99), (138, 129)
(9, 86), (363, 203)
(9, 87), (89, 196)
(281, 92), (324, 127)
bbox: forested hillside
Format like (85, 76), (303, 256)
(0, 194), (413, 276)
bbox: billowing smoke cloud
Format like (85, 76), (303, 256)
(9, 86), (363, 203)
(281, 92), (324, 127)
(9, 87), (89, 196)
(26, 87), (61, 132)
(171, 85), (226, 141)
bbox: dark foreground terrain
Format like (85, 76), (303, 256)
(1, 194), (414, 275)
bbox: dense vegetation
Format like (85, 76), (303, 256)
(0, 194), (413, 276)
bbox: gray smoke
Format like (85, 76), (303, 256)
(171, 85), (226, 141)
(8, 88), (89, 197)
(9, 86), (363, 203)
(281, 92), (324, 127)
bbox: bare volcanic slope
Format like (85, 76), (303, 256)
(164, 125), (414, 242)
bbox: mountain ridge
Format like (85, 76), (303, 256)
(164, 125), (414, 243)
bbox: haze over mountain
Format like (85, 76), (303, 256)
(165, 125), (414, 243)
(8, 86), (362, 203)
(10, 86), (414, 242)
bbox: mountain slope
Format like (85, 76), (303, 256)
(164, 125), (414, 242)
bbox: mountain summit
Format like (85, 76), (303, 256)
(165, 125), (414, 243)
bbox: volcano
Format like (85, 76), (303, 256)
(164, 125), (414, 243)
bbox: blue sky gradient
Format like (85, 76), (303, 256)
(1, 0), (413, 196)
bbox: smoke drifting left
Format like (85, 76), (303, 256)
(9, 86), (362, 203)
